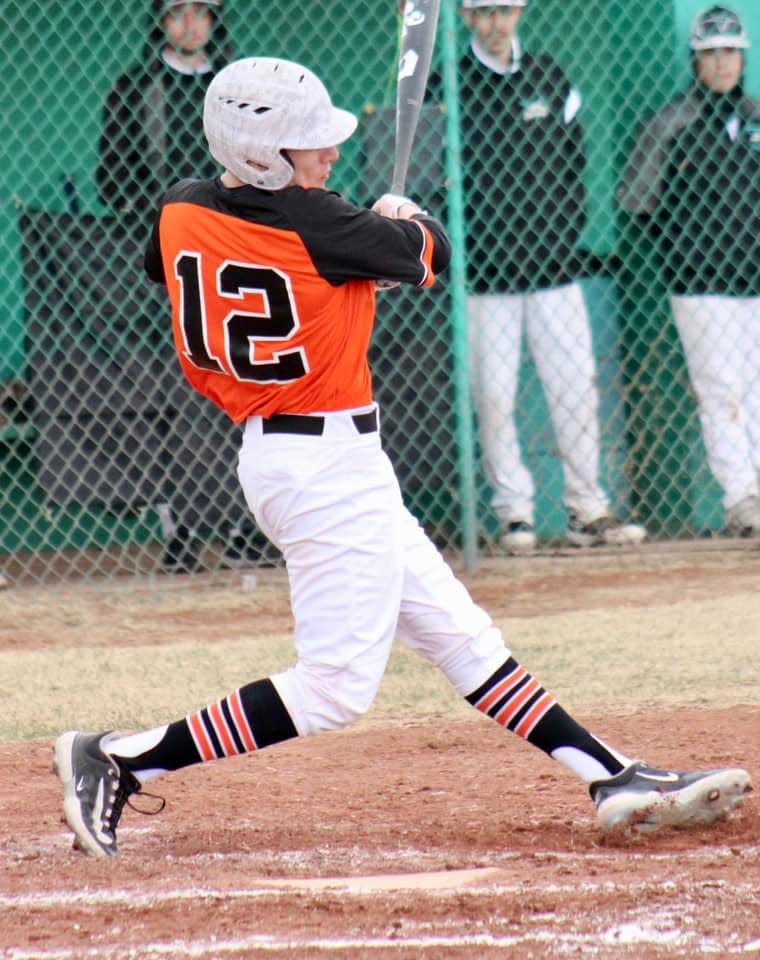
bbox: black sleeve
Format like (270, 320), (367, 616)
(290, 190), (451, 286)
(96, 71), (159, 212)
(565, 112), (588, 242)
(530, 55), (587, 247)
(97, 75), (133, 210)
(143, 206), (165, 284)
(552, 59), (587, 241)
(653, 132), (688, 243)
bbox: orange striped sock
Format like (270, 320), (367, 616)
(119, 679), (298, 776)
(186, 678), (298, 763)
(466, 658), (625, 776)
(467, 658), (557, 739)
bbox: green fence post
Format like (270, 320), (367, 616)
(440, 0), (478, 572)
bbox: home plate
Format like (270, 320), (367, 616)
(252, 867), (506, 892)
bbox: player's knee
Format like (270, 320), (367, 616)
(276, 661), (381, 736)
(425, 626), (509, 696)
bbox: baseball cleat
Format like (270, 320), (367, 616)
(54, 731), (141, 858)
(160, 525), (205, 574)
(726, 494), (760, 538)
(500, 521), (536, 555)
(590, 761), (752, 835)
(567, 513), (646, 548)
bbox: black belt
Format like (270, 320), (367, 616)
(262, 409), (378, 436)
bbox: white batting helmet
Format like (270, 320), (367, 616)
(690, 5), (750, 50)
(460, 1), (527, 8)
(203, 57), (358, 191)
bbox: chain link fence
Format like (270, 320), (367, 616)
(1, 0), (758, 585)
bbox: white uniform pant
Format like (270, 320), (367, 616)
(237, 406), (509, 736)
(671, 294), (760, 509)
(468, 284), (609, 524)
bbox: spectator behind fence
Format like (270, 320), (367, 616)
(96, 0), (272, 570)
(618, 5), (760, 538)
(98, 1), (229, 215)
(440, 0), (645, 555)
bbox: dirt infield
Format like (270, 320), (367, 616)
(1, 543), (759, 958)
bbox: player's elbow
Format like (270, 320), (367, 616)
(432, 235), (452, 275)
(420, 217), (452, 274)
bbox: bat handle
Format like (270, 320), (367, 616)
(390, 172), (407, 197)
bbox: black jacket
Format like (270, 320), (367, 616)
(660, 85), (760, 295)
(96, 63), (223, 214)
(432, 47), (587, 293)
(96, 4), (230, 214)
(619, 83), (760, 296)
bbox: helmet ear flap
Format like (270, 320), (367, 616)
(233, 145), (294, 191)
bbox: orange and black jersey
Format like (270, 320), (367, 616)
(144, 178), (451, 422)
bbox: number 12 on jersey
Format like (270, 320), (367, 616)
(174, 252), (309, 384)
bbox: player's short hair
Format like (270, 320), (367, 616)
(203, 57), (358, 191)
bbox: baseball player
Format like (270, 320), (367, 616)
(53, 57), (750, 857)
(618, 5), (760, 537)
(445, 0), (646, 554)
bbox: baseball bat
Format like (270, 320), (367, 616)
(391, 0), (442, 196)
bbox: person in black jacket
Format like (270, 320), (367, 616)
(453, 0), (645, 554)
(619, 5), (760, 538)
(97, 2), (272, 571)
(97, 1), (230, 214)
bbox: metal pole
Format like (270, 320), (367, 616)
(439, 0), (479, 572)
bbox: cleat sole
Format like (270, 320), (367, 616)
(597, 768), (752, 836)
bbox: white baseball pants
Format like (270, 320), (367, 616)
(468, 283), (609, 524)
(671, 294), (760, 509)
(237, 406), (509, 736)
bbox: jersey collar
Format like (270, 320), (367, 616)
(162, 48), (213, 75)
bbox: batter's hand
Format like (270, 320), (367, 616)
(373, 194), (425, 289)
(372, 193), (423, 220)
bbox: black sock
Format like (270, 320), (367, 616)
(118, 678), (298, 775)
(467, 657), (625, 777)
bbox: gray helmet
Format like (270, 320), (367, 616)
(690, 5), (750, 50)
